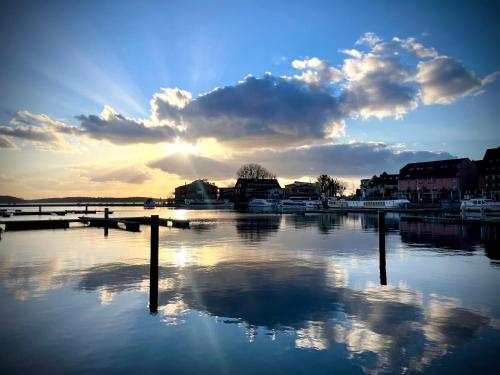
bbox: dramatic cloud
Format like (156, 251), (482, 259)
(148, 154), (235, 180)
(416, 56), (486, 104)
(2, 32), (496, 151)
(76, 105), (178, 145)
(341, 53), (418, 119)
(237, 142), (456, 178)
(0, 111), (77, 151)
(152, 74), (345, 147)
(148, 142), (455, 181)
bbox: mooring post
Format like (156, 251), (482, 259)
(378, 210), (387, 285)
(150, 215), (159, 314)
(85, 205), (88, 214)
(461, 205), (467, 220)
(38, 205), (41, 214)
(480, 207), (486, 220)
(104, 207), (109, 237)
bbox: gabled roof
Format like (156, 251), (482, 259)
(399, 158), (469, 179)
(483, 146), (500, 161)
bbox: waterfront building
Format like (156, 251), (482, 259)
(360, 172), (399, 199)
(398, 158), (477, 203)
(284, 181), (320, 199)
(174, 179), (218, 204)
(218, 187), (235, 202)
(476, 146), (500, 200)
(234, 178), (283, 208)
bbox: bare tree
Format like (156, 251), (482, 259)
(316, 174), (330, 196)
(328, 177), (346, 197)
(236, 163), (276, 179)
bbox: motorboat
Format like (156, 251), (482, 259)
(181, 199), (233, 209)
(248, 199), (282, 211)
(144, 198), (156, 209)
(460, 198), (500, 212)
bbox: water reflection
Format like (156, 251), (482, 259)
(1, 212), (500, 374)
(235, 215), (281, 243)
(72, 259), (498, 373)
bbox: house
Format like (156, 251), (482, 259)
(284, 181), (320, 199)
(360, 172), (399, 199)
(476, 146), (500, 200)
(174, 179), (218, 204)
(218, 187), (235, 202)
(398, 158), (477, 202)
(234, 178), (283, 208)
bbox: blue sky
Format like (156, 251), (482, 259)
(0, 0), (499, 197)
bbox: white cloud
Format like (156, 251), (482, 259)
(416, 56), (486, 104)
(355, 32), (382, 47)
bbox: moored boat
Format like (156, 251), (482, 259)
(144, 198), (156, 209)
(460, 198), (500, 211)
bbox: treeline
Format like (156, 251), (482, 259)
(0, 196), (158, 203)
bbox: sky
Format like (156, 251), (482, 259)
(0, 0), (499, 198)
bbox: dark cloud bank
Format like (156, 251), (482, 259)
(149, 143), (455, 180)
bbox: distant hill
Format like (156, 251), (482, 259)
(0, 196), (161, 203)
(0, 196), (25, 203)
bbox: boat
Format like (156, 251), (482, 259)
(460, 198), (500, 212)
(327, 199), (410, 209)
(327, 198), (349, 208)
(248, 199), (282, 211)
(144, 198), (156, 209)
(180, 199), (233, 209)
(282, 198), (323, 211)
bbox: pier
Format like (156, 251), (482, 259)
(0, 215), (190, 232)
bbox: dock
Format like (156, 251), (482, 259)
(0, 216), (189, 232)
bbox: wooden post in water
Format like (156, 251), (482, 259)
(150, 215), (159, 314)
(480, 207), (486, 220)
(104, 207), (109, 237)
(38, 205), (41, 214)
(85, 205), (88, 214)
(378, 210), (387, 285)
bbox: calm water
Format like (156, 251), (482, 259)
(1, 208), (499, 374)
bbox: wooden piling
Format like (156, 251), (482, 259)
(378, 210), (387, 285)
(150, 215), (159, 313)
(38, 205), (41, 214)
(104, 207), (109, 237)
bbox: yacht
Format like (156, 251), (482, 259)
(143, 198), (156, 209)
(460, 198), (500, 212)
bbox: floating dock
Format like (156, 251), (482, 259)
(0, 216), (189, 232)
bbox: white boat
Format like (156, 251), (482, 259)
(347, 199), (410, 208)
(282, 199), (323, 211)
(181, 199), (233, 209)
(327, 199), (410, 209)
(327, 198), (348, 208)
(144, 198), (156, 209)
(460, 198), (500, 211)
(248, 199), (282, 211)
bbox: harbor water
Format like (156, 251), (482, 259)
(0, 207), (499, 374)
